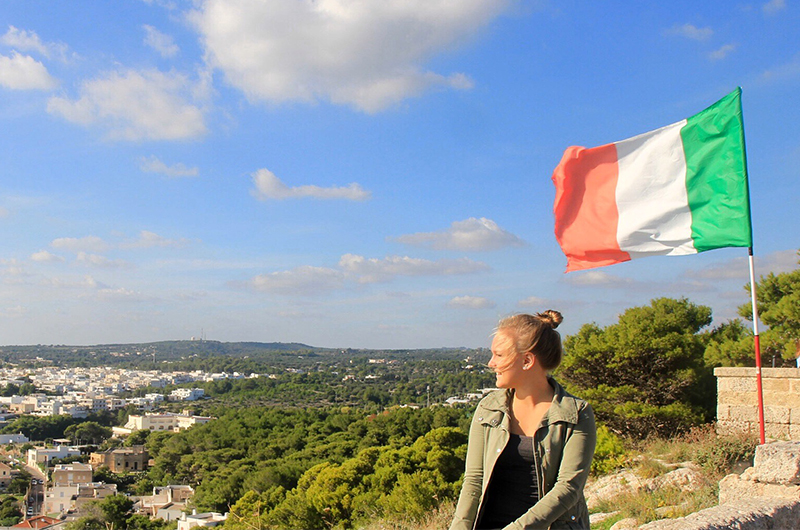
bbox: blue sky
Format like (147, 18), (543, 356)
(0, 0), (798, 349)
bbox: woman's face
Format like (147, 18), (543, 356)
(488, 330), (525, 389)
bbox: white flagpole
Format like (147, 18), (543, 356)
(748, 247), (766, 444)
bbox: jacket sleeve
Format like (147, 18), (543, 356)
(449, 409), (486, 530)
(505, 404), (596, 530)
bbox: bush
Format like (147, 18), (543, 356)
(591, 424), (627, 475)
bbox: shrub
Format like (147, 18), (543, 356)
(591, 424), (627, 475)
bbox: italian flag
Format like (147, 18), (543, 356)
(552, 88), (752, 272)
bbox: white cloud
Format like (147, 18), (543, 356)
(251, 168), (371, 201)
(139, 155), (199, 177)
(0, 52), (57, 90)
(249, 266), (345, 295)
(709, 44), (736, 61)
(189, 0), (506, 112)
(76, 252), (129, 269)
(393, 217), (525, 251)
(685, 249), (798, 280)
(143, 25), (179, 58)
(759, 53), (800, 86)
(122, 230), (189, 249)
(763, 0), (786, 15)
(51, 236), (108, 253)
(518, 296), (548, 308)
(448, 295), (495, 309)
(666, 23), (713, 41)
(47, 69), (207, 141)
(30, 250), (65, 263)
(339, 254), (489, 283)
(0, 305), (26, 318)
(1, 26), (70, 61)
(94, 287), (151, 301)
(41, 275), (102, 289)
(566, 270), (635, 287)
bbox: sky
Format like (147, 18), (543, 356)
(0, 0), (798, 350)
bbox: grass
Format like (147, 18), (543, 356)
(358, 500), (455, 530)
(589, 423), (758, 527)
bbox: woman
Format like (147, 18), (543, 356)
(449, 311), (596, 530)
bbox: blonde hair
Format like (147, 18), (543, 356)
(494, 310), (563, 371)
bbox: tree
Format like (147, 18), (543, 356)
(703, 319), (755, 367)
(558, 297), (714, 437)
(64, 422), (112, 445)
(738, 251), (800, 364)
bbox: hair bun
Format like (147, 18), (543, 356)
(538, 310), (563, 329)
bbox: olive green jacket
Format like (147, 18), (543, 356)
(449, 378), (596, 530)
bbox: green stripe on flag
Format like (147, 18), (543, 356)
(681, 87), (753, 252)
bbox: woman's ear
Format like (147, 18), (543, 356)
(522, 352), (535, 370)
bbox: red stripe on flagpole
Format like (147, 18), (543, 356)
(553, 144), (630, 272)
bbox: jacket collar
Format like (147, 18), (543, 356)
(480, 377), (580, 426)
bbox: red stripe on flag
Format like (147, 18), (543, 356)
(552, 144), (631, 272)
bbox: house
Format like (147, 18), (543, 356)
(51, 463), (93, 486)
(12, 515), (61, 530)
(137, 485), (194, 517)
(121, 413), (212, 434)
(0, 462), (15, 488)
(45, 482), (117, 514)
(27, 446), (81, 468)
(176, 512), (227, 530)
(0, 433), (28, 444)
(89, 445), (149, 473)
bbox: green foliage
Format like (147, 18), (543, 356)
(702, 319), (755, 367)
(0, 496), (22, 526)
(225, 426), (466, 530)
(7, 469), (32, 494)
(591, 424), (627, 475)
(680, 425), (757, 478)
(559, 298), (715, 438)
(739, 251), (800, 364)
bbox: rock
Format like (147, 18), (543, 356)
(751, 440), (800, 485)
(589, 511), (619, 525)
(585, 470), (646, 510)
(719, 471), (800, 504)
(646, 466), (707, 493)
(608, 517), (638, 530)
(639, 497), (800, 530)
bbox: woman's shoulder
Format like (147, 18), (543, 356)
(476, 388), (510, 411)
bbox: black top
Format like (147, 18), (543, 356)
(476, 433), (540, 529)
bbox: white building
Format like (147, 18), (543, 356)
(169, 388), (205, 402)
(177, 512), (227, 530)
(27, 446), (82, 468)
(0, 433), (28, 444)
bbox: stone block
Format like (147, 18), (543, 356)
(764, 391), (800, 407)
(791, 423), (800, 441)
(716, 420), (754, 436)
(765, 422), (790, 439)
(718, 377), (756, 393)
(716, 404), (730, 420)
(752, 440), (800, 484)
(764, 405), (791, 424)
(639, 497), (800, 530)
(719, 472), (800, 504)
(763, 378), (791, 392)
(717, 390), (757, 406)
(728, 405), (757, 422)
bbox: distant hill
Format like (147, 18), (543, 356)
(0, 340), (481, 369)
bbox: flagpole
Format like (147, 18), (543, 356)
(748, 247), (766, 445)
(738, 87), (766, 444)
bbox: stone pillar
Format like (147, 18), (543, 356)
(715, 367), (800, 440)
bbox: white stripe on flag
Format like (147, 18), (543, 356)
(614, 119), (697, 257)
